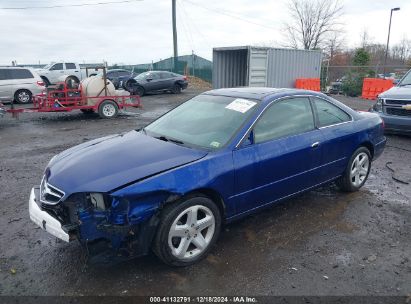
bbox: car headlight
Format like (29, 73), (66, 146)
(374, 98), (383, 112)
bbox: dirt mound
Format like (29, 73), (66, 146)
(187, 76), (212, 90)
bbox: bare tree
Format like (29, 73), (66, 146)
(360, 29), (373, 49)
(324, 32), (344, 60)
(284, 0), (344, 50)
(391, 37), (411, 63)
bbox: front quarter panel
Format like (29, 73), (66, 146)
(111, 151), (235, 221)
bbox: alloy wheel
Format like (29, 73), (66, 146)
(350, 152), (369, 187)
(168, 205), (215, 260)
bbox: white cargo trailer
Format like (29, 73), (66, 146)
(212, 46), (322, 89)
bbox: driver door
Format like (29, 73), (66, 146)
(232, 97), (324, 214)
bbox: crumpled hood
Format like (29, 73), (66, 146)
(379, 86), (411, 99)
(46, 131), (207, 195)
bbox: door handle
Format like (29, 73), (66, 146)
(311, 141), (320, 148)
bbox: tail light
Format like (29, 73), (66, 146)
(381, 119), (385, 129)
(36, 81), (45, 87)
(183, 75), (187, 81)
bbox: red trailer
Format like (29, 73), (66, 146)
(6, 67), (141, 119)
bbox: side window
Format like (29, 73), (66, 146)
(50, 63), (63, 71)
(160, 72), (170, 79)
(0, 69), (9, 80)
(254, 97), (314, 143)
(147, 73), (160, 80)
(312, 98), (351, 127)
(65, 63), (76, 69)
(9, 69), (34, 79)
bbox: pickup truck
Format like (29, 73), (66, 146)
(36, 62), (100, 85)
(371, 68), (411, 135)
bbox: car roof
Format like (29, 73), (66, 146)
(107, 69), (130, 72)
(203, 87), (320, 101)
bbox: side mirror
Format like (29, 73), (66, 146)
(241, 130), (254, 147)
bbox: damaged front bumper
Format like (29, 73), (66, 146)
(29, 186), (161, 262)
(29, 187), (71, 242)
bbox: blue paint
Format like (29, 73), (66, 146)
(43, 88), (386, 250)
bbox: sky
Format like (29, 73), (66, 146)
(0, 0), (409, 65)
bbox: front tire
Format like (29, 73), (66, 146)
(336, 147), (371, 192)
(98, 100), (118, 119)
(15, 89), (32, 104)
(134, 86), (145, 97)
(153, 195), (221, 266)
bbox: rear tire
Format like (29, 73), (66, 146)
(336, 147), (371, 192)
(15, 89), (32, 104)
(98, 100), (118, 119)
(172, 83), (182, 94)
(66, 76), (79, 89)
(153, 195), (221, 266)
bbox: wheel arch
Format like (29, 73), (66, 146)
(40, 76), (50, 85)
(359, 141), (374, 159)
(65, 75), (80, 82)
(164, 188), (226, 220)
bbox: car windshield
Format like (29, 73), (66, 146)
(399, 70), (411, 86)
(144, 94), (258, 150)
(43, 63), (54, 69)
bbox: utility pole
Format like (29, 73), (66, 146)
(172, 0), (178, 72)
(383, 7), (400, 77)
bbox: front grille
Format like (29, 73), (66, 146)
(384, 99), (410, 106)
(385, 107), (411, 117)
(40, 177), (65, 205)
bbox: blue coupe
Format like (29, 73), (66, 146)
(29, 88), (386, 266)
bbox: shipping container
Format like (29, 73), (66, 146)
(212, 46), (322, 89)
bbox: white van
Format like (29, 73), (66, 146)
(0, 67), (45, 104)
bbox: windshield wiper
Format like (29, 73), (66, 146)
(155, 135), (185, 145)
(398, 83), (411, 87)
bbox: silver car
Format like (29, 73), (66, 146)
(0, 67), (45, 104)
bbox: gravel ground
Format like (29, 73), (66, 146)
(0, 90), (410, 297)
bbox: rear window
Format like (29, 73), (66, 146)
(312, 98), (351, 127)
(5, 69), (34, 80)
(65, 63), (76, 69)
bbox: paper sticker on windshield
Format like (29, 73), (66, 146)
(225, 99), (257, 113)
(210, 141), (221, 148)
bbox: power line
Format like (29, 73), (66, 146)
(176, 0), (195, 52)
(0, 0), (143, 10)
(178, 0), (211, 47)
(184, 0), (277, 30)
